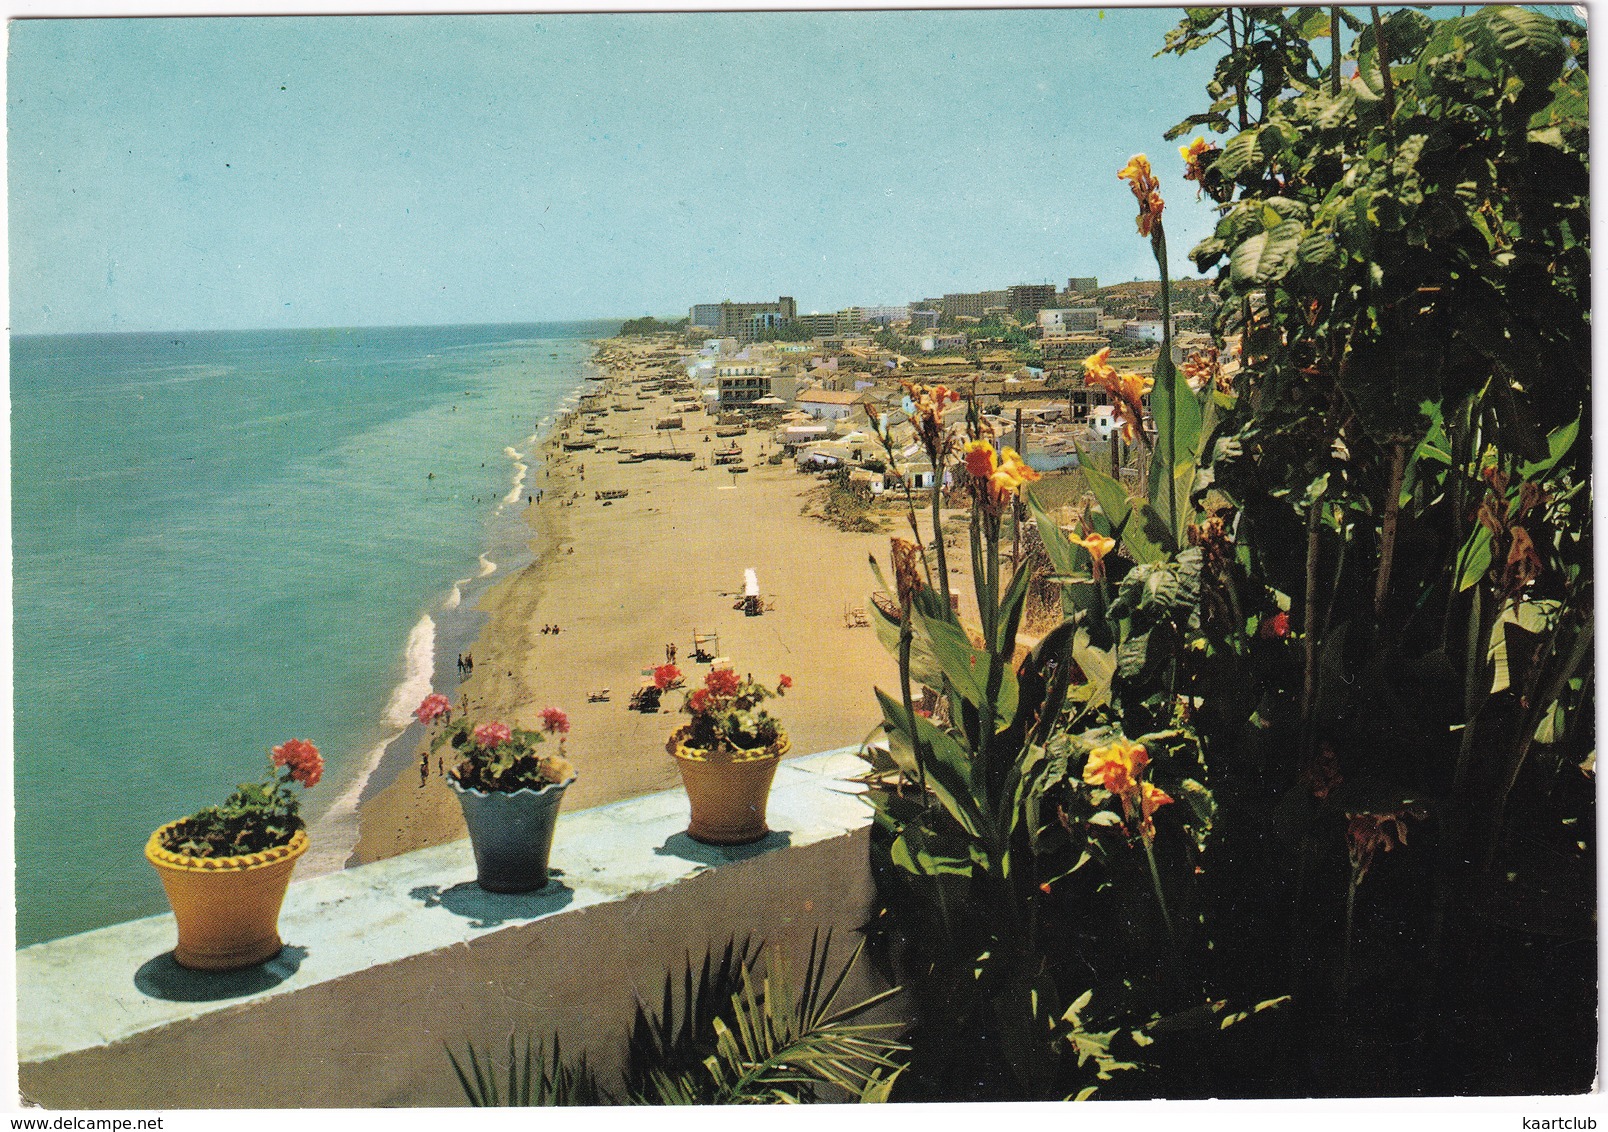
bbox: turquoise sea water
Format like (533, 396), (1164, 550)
(12, 322), (613, 947)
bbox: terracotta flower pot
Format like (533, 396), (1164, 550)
(144, 824), (309, 971)
(449, 772), (576, 893)
(670, 726), (790, 845)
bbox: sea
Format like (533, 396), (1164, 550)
(12, 321), (616, 948)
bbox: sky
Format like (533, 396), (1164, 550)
(8, 6), (1226, 334)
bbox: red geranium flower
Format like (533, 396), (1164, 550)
(705, 668), (741, 697)
(778, 674), (793, 690)
(688, 687), (711, 714)
(538, 707), (570, 735)
(654, 664), (681, 691)
(473, 722), (512, 748)
(271, 738), (323, 789)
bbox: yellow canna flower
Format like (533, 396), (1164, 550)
(1068, 530), (1116, 563)
(1179, 136), (1215, 183)
(1083, 740), (1149, 798)
(1083, 347), (1119, 390)
(1117, 155), (1155, 195)
(963, 438), (998, 481)
(1118, 153), (1165, 238)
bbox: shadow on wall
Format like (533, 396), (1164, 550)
(409, 876), (575, 930)
(655, 829), (792, 868)
(134, 945), (309, 1003)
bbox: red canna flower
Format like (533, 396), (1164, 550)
(1258, 611), (1292, 640)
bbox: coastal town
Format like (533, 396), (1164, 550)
(351, 276), (1221, 862)
(626, 279), (1222, 484)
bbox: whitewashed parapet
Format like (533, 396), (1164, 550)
(18, 749), (877, 1109)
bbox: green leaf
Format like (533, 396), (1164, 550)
(1067, 632), (1116, 714)
(1229, 219), (1305, 290)
(1518, 415), (1580, 480)
(911, 607), (1020, 729)
(1076, 446), (1166, 566)
(1217, 127), (1262, 179)
(1456, 525), (1495, 592)
(890, 828), (973, 877)
(874, 688), (987, 840)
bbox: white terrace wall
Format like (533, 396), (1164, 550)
(18, 750), (883, 1108)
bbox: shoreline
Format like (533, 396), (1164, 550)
(346, 337), (911, 867)
(304, 355), (600, 877)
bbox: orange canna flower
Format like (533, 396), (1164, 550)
(963, 438), (997, 480)
(1179, 136), (1216, 184)
(1118, 154), (1156, 196)
(1118, 154), (1165, 237)
(979, 446), (1040, 510)
(1113, 372), (1154, 444)
(1082, 347), (1119, 389)
(1083, 740), (1149, 799)
(1138, 781), (1174, 840)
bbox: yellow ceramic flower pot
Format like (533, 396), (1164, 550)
(144, 824), (309, 971)
(670, 727), (790, 845)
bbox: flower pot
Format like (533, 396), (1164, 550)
(449, 773), (576, 893)
(670, 727), (790, 845)
(144, 825), (309, 971)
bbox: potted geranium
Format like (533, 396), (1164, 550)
(143, 739), (323, 971)
(663, 667), (792, 844)
(414, 693), (576, 893)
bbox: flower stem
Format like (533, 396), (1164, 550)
(1339, 873), (1360, 1008)
(1143, 835), (1179, 951)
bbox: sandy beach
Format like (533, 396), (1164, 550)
(351, 340), (928, 863)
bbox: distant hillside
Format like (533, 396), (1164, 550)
(1092, 279), (1216, 331)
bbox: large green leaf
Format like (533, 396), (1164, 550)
(1075, 447), (1167, 565)
(912, 607), (1020, 728)
(1228, 219), (1305, 290)
(890, 827), (973, 878)
(1518, 415), (1580, 480)
(1147, 350), (1204, 540)
(875, 687), (988, 840)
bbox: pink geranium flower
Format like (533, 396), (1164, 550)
(414, 692), (452, 725)
(473, 722), (513, 748)
(539, 707), (570, 735)
(271, 738), (324, 789)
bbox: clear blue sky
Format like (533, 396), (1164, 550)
(9, 9), (1224, 334)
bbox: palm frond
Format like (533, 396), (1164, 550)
(650, 929), (909, 1104)
(446, 1032), (607, 1106)
(625, 934), (762, 1100)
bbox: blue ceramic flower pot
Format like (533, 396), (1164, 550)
(448, 774), (575, 893)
